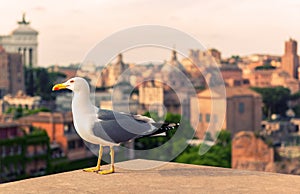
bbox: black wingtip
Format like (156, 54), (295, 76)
(163, 123), (180, 131)
(140, 122), (180, 138)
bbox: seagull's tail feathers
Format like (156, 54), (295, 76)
(143, 122), (180, 137)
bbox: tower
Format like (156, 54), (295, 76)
(282, 38), (299, 79)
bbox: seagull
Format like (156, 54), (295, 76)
(52, 77), (178, 174)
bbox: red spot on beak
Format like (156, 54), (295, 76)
(52, 83), (68, 91)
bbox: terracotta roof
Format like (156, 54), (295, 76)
(18, 112), (73, 123)
(220, 64), (242, 71)
(225, 87), (261, 98)
(0, 122), (19, 128)
(197, 88), (224, 98)
(198, 87), (261, 98)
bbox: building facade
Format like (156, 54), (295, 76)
(0, 46), (25, 97)
(220, 64), (244, 86)
(138, 80), (164, 115)
(190, 87), (262, 138)
(0, 91), (41, 115)
(0, 14), (38, 67)
(0, 122), (49, 183)
(101, 54), (129, 87)
(247, 68), (300, 94)
(18, 112), (92, 161)
(137, 79), (189, 118)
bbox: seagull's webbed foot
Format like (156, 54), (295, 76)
(83, 145), (103, 173)
(83, 166), (100, 172)
(98, 167), (114, 175)
(98, 146), (115, 175)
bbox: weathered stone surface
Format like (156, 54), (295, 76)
(232, 131), (274, 172)
(1, 159), (300, 194)
(275, 158), (300, 175)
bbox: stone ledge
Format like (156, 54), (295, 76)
(1, 159), (300, 193)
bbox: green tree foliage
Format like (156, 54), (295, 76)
(25, 67), (66, 101)
(251, 86), (291, 119)
(175, 130), (231, 168)
(231, 55), (240, 60)
(15, 105), (24, 119)
(292, 105), (300, 118)
(133, 112), (195, 161)
(255, 65), (276, 70)
(134, 112), (182, 150)
(0, 127), (50, 183)
(25, 66), (34, 96)
(289, 91), (300, 117)
(5, 106), (50, 119)
(290, 91), (300, 101)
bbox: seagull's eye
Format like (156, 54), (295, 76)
(70, 80), (74, 83)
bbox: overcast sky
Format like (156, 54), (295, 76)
(0, 0), (299, 66)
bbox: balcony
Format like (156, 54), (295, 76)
(1, 159), (300, 193)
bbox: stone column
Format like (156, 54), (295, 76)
(29, 48), (33, 67)
(26, 47), (30, 66)
(23, 48), (27, 66)
(32, 47), (37, 67)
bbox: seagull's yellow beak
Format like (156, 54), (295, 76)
(52, 83), (68, 91)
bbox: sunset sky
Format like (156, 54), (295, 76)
(0, 0), (299, 66)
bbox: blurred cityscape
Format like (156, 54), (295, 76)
(1, 14), (300, 183)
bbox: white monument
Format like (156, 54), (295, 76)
(0, 14), (38, 67)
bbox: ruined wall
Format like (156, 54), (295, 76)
(232, 131), (274, 172)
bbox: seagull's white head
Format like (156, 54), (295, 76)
(52, 77), (90, 93)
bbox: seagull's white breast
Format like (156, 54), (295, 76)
(72, 93), (116, 146)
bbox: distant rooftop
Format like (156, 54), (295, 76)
(18, 112), (73, 123)
(220, 64), (242, 71)
(198, 87), (261, 98)
(1, 159), (300, 193)
(0, 122), (19, 128)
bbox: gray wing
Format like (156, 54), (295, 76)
(93, 109), (156, 143)
(97, 109), (132, 121)
(97, 109), (154, 123)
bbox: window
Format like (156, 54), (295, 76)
(64, 124), (72, 134)
(295, 125), (299, 133)
(199, 114), (203, 122)
(205, 114), (210, 123)
(213, 114), (218, 123)
(238, 102), (245, 113)
(68, 141), (75, 150)
(77, 140), (84, 148)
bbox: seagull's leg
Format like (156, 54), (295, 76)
(99, 146), (115, 175)
(83, 145), (103, 172)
